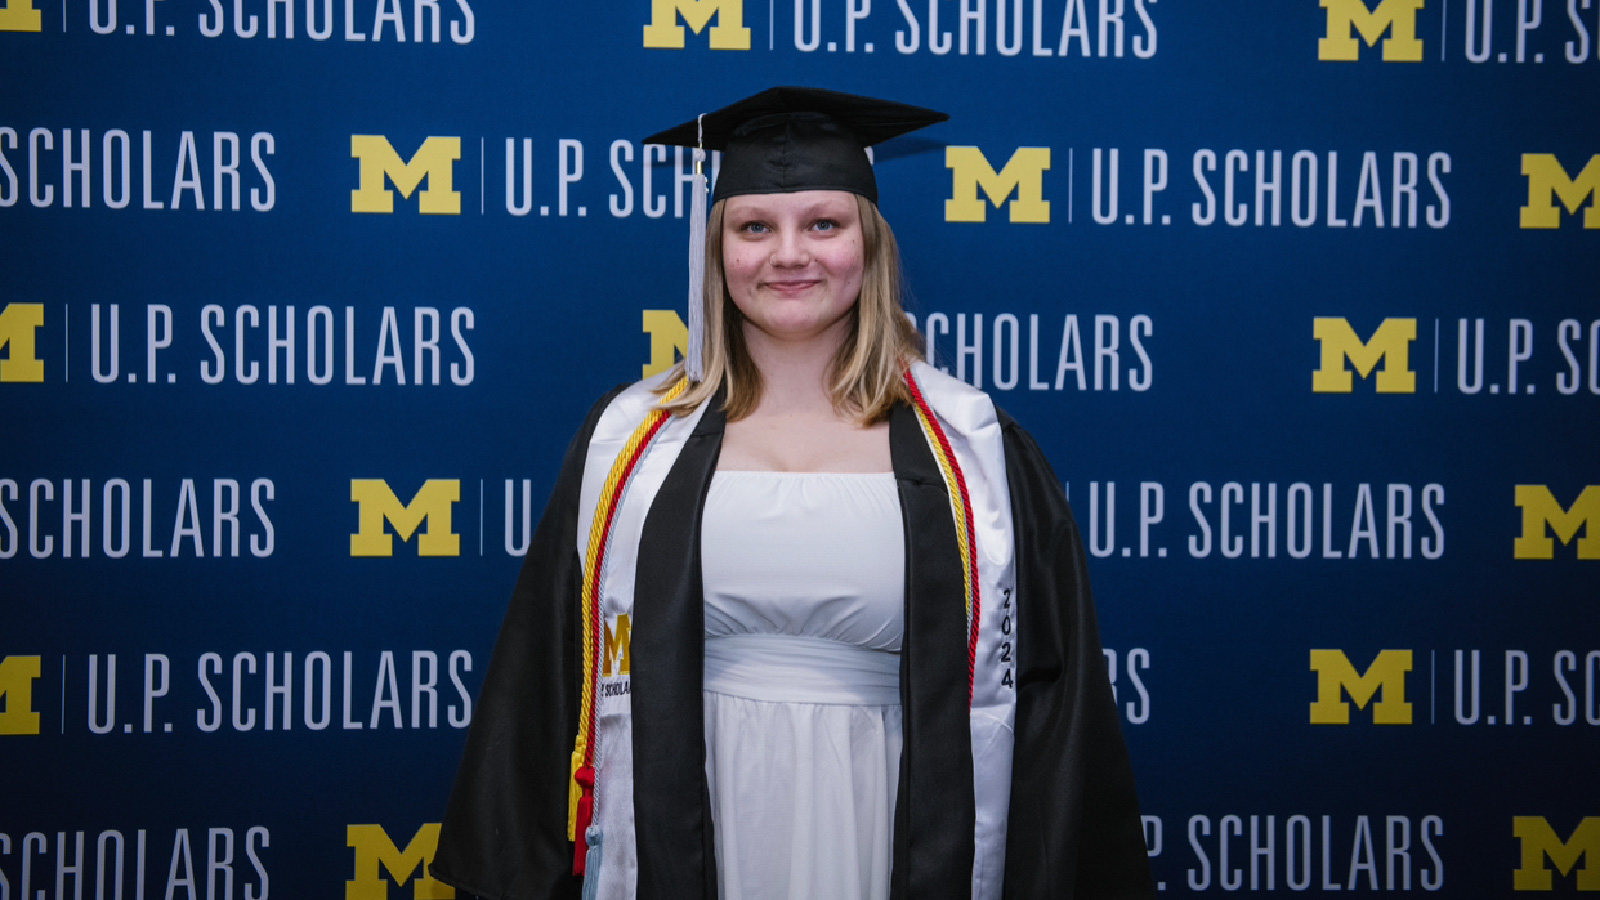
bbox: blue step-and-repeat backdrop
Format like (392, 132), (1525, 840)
(4, 0), (1597, 896)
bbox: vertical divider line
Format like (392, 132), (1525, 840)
(479, 479), (485, 556)
(64, 303), (70, 382)
(60, 655), (67, 734)
(1067, 148), (1074, 224)
(1433, 318), (1440, 393)
(480, 138), (486, 215)
(1440, 0), (1448, 62)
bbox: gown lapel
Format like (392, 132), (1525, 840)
(630, 403), (725, 900)
(888, 403), (978, 900)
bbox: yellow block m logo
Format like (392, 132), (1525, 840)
(1514, 817), (1600, 891)
(1312, 317), (1416, 393)
(346, 824), (454, 900)
(642, 310), (688, 378)
(642, 0), (750, 48)
(945, 147), (1051, 223)
(604, 614), (632, 677)
(350, 480), (461, 557)
(0, 0), (43, 31)
(1514, 486), (1600, 560)
(351, 136), (462, 215)
(0, 656), (42, 735)
(0, 303), (45, 383)
(1318, 0), (1424, 61)
(1309, 649), (1413, 724)
(1521, 154), (1600, 230)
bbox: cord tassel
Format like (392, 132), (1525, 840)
(572, 765), (595, 874)
(686, 144), (707, 383)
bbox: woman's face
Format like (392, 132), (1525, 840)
(722, 190), (865, 348)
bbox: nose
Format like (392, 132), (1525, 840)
(771, 228), (810, 267)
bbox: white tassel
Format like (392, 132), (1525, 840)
(686, 131), (708, 383)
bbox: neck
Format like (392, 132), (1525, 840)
(741, 320), (849, 417)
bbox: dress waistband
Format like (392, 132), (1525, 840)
(703, 634), (901, 706)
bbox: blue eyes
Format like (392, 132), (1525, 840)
(736, 219), (840, 234)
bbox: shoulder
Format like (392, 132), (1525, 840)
(992, 409), (1077, 544)
(907, 359), (991, 406)
(906, 361), (1049, 476)
(580, 370), (681, 446)
(541, 382), (634, 504)
(549, 375), (665, 489)
(994, 411), (1060, 484)
(910, 362), (1071, 527)
(551, 373), (676, 491)
(905, 360), (999, 438)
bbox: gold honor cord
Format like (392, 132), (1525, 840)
(904, 370), (980, 702)
(568, 377), (689, 873)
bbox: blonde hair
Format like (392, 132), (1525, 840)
(659, 194), (923, 424)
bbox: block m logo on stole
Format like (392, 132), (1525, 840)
(1309, 649), (1412, 724)
(351, 136), (461, 214)
(1513, 817), (1600, 890)
(1514, 486), (1600, 560)
(346, 824), (454, 900)
(1312, 317), (1416, 393)
(1318, 0), (1424, 61)
(642, 0), (750, 48)
(604, 614), (633, 677)
(350, 480), (461, 557)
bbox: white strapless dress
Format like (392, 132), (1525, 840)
(700, 470), (905, 900)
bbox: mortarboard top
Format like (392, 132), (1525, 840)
(642, 86), (948, 204)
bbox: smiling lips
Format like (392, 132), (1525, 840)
(762, 278), (823, 294)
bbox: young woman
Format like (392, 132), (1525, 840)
(432, 87), (1155, 900)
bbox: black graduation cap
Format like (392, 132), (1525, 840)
(643, 86), (948, 204)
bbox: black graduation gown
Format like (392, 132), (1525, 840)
(431, 389), (1155, 900)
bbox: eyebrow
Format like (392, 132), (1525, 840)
(728, 199), (855, 218)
